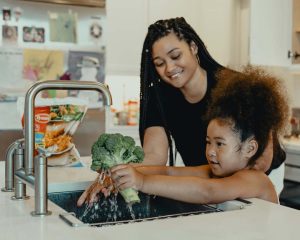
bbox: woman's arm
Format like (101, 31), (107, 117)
(141, 126), (169, 165)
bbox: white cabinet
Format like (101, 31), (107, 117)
(106, 0), (241, 74)
(249, 0), (293, 66)
(148, 0), (240, 68)
(105, 0), (148, 75)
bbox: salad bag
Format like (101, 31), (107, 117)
(17, 97), (88, 166)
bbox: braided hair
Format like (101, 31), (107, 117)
(139, 17), (222, 165)
(206, 66), (289, 167)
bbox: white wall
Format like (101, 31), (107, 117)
(0, 0), (106, 50)
(106, 0), (241, 76)
(148, 0), (240, 68)
(105, 0), (147, 76)
(0, 0), (106, 130)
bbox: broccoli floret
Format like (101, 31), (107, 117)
(96, 133), (110, 147)
(122, 136), (135, 150)
(91, 133), (144, 171)
(91, 146), (112, 171)
(133, 146), (144, 162)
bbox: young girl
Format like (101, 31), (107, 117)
(110, 66), (289, 204)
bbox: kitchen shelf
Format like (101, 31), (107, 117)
(19, 0), (105, 8)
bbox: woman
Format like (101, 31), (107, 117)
(138, 17), (282, 173)
(77, 17), (285, 206)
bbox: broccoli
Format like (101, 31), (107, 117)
(90, 133), (144, 204)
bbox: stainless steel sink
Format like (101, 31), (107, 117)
(48, 190), (251, 227)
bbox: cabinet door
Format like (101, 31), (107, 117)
(147, 0), (240, 67)
(249, 0), (292, 66)
(106, 0), (240, 73)
(106, 0), (148, 75)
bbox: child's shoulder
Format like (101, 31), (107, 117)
(233, 169), (268, 179)
(231, 169), (277, 203)
(232, 169), (274, 191)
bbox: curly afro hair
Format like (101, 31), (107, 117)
(206, 66), (290, 165)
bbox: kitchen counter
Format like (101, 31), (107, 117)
(1, 160), (300, 240)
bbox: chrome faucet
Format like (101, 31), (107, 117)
(8, 80), (112, 216)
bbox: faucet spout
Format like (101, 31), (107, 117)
(24, 80), (112, 175)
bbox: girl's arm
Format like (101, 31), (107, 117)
(135, 165), (211, 178)
(112, 167), (278, 204)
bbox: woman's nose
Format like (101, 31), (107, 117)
(165, 61), (176, 73)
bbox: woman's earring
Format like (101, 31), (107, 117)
(196, 54), (200, 65)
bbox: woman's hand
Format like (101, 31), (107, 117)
(111, 164), (144, 191)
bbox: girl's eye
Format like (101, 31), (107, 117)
(206, 140), (211, 145)
(216, 142), (225, 147)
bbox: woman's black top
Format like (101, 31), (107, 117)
(144, 69), (286, 173)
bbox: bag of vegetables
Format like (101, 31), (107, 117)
(17, 97), (88, 166)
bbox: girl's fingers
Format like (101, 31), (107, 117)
(114, 175), (133, 189)
(102, 188), (110, 198)
(111, 166), (134, 181)
(111, 164), (128, 172)
(77, 189), (89, 206)
(88, 186), (103, 204)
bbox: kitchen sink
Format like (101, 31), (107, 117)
(48, 190), (250, 227)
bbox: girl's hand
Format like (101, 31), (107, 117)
(77, 173), (115, 207)
(111, 164), (144, 191)
(77, 179), (105, 207)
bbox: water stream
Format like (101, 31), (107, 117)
(48, 190), (221, 226)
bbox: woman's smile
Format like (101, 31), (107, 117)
(168, 69), (184, 79)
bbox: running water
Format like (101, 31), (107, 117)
(78, 192), (139, 223)
(108, 193), (119, 221)
(126, 203), (136, 220)
(78, 170), (139, 223)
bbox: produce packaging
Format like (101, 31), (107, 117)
(17, 97), (88, 166)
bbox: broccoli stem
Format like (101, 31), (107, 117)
(119, 188), (140, 204)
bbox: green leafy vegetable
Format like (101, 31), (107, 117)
(90, 133), (144, 203)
